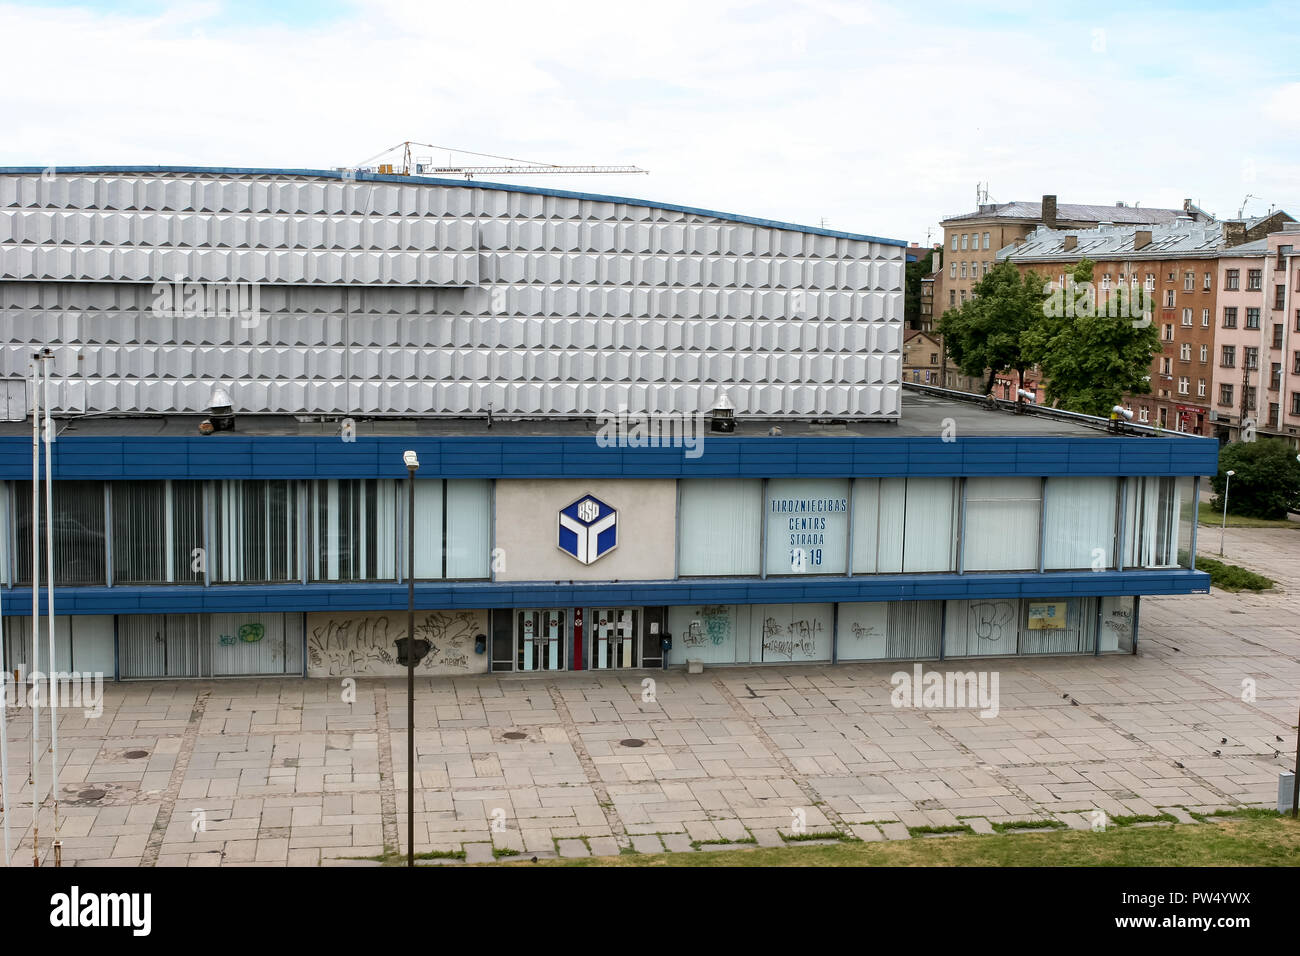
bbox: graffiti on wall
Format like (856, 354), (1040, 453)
(968, 601), (1016, 644)
(306, 610), (487, 677)
(761, 615), (823, 661)
(682, 605), (732, 649)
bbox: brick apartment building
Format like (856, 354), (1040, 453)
(1002, 220), (1224, 436)
(1000, 215), (1297, 439)
(935, 194), (1210, 319)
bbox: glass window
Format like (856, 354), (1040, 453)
(309, 479), (397, 582)
(410, 479), (492, 580)
(983, 232), (990, 249)
(1043, 477), (1117, 570)
(446, 480), (492, 579)
(678, 479), (762, 576)
(1099, 596), (1135, 653)
(764, 479), (849, 575)
(112, 481), (205, 584)
(14, 480), (106, 585)
(1121, 476), (1188, 568)
(851, 477), (957, 573)
(0, 482), (8, 586)
(214, 480), (300, 583)
(962, 477), (1041, 571)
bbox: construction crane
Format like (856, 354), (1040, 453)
(349, 141), (647, 180)
(1237, 194), (1259, 219)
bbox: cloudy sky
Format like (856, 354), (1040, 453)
(3, 0), (1299, 243)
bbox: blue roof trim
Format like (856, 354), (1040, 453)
(0, 165), (907, 248)
(0, 434), (1222, 481)
(0, 569), (1210, 616)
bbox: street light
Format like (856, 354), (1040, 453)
(402, 449), (418, 867)
(1219, 469), (1235, 557)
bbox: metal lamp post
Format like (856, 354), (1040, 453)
(1218, 469), (1235, 557)
(402, 449), (419, 867)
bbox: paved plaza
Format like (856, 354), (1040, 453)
(1, 527), (1297, 866)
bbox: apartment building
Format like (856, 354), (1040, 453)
(1001, 220), (1223, 435)
(1212, 240), (1269, 441)
(936, 194), (1208, 319)
(902, 329), (942, 384)
(1264, 225), (1300, 446)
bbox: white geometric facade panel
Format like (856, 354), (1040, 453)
(0, 169), (903, 418)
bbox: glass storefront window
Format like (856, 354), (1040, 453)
(309, 479), (398, 582)
(678, 479), (762, 576)
(14, 479), (106, 585)
(851, 478), (958, 573)
(409, 479), (492, 580)
(112, 481), (205, 584)
(963, 477), (1041, 571)
(214, 480), (299, 583)
(1043, 477), (1118, 570)
(1122, 476), (1186, 568)
(764, 479), (849, 575)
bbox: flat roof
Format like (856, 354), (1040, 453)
(0, 165), (907, 248)
(0, 388), (1197, 441)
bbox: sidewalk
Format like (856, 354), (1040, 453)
(0, 527), (1294, 866)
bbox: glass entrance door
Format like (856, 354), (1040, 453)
(590, 607), (639, 669)
(516, 608), (566, 671)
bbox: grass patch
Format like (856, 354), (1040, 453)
(781, 830), (846, 843)
(519, 815), (1300, 866)
(1106, 812), (1179, 827)
(1193, 555), (1275, 592)
(1188, 807), (1280, 823)
(1197, 502), (1298, 529)
(352, 848), (467, 865)
(492, 847), (520, 859)
(991, 819), (1067, 833)
(907, 824), (975, 837)
(690, 837), (758, 849)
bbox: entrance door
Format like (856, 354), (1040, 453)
(590, 607), (638, 669)
(517, 609), (566, 671)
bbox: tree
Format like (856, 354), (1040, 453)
(1209, 439), (1300, 519)
(903, 249), (933, 327)
(936, 260), (1045, 394)
(1020, 258), (1161, 417)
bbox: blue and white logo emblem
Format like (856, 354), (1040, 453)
(558, 495), (617, 565)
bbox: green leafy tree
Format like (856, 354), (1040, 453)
(904, 249), (933, 327)
(1020, 259), (1161, 417)
(1210, 439), (1300, 519)
(937, 260), (1045, 394)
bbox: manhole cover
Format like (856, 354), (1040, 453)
(619, 739), (645, 748)
(77, 789), (106, 802)
(124, 750), (149, 759)
(503, 732), (527, 740)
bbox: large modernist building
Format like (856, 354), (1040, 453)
(0, 167), (1215, 680)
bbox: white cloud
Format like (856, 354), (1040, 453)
(2, 0), (1299, 239)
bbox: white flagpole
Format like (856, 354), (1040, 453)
(42, 355), (58, 837)
(29, 357), (41, 867)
